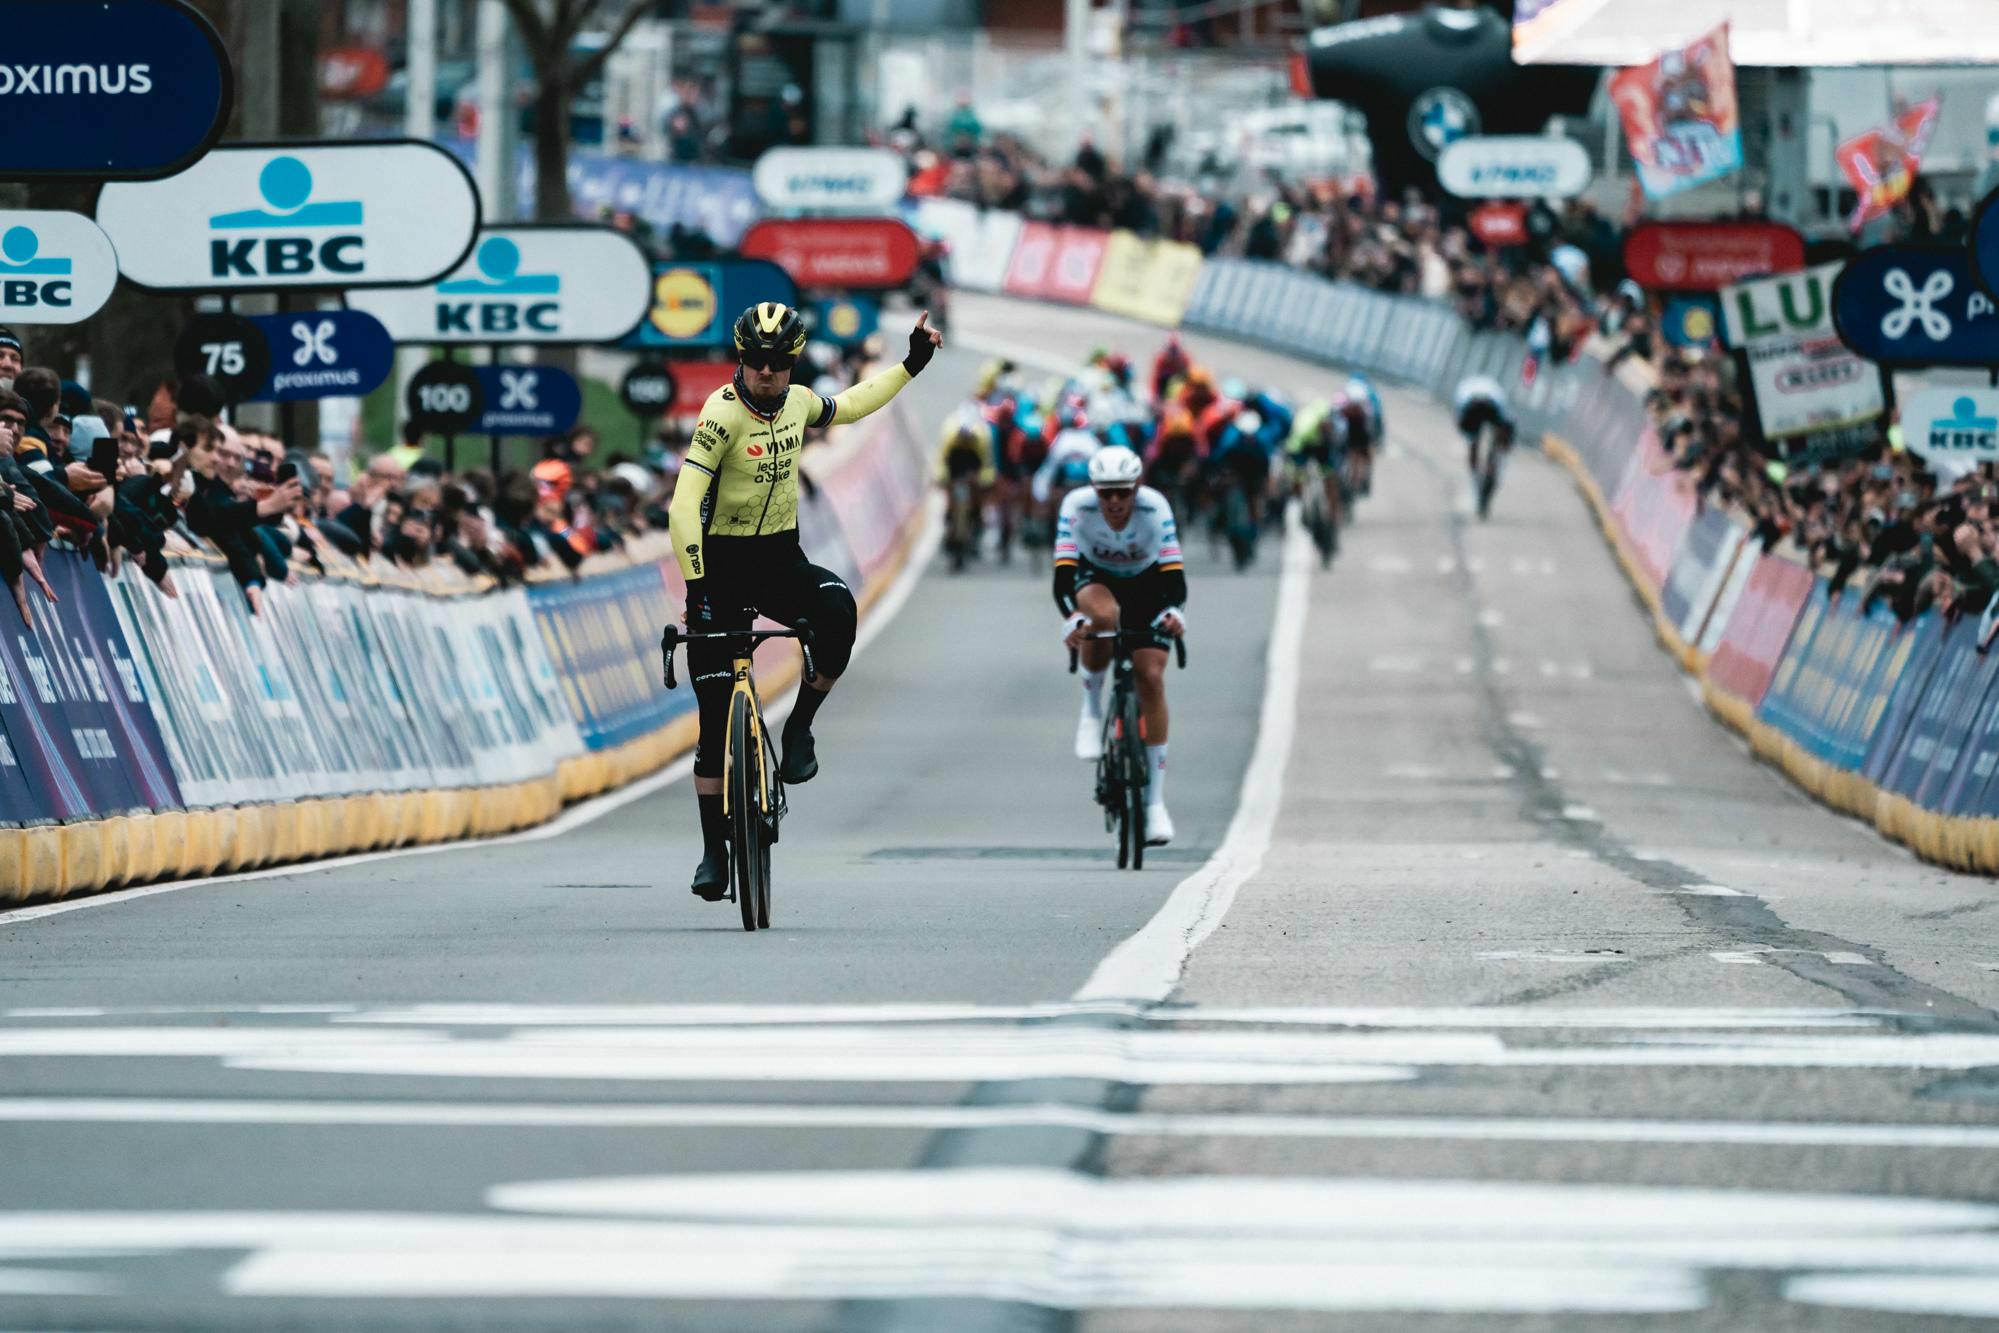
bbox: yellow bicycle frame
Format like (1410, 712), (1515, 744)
(722, 654), (773, 820)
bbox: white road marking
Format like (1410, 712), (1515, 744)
(7, 1173), (1998, 1313)
(1710, 947), (1877, 967)
(1509, 712), (1547, 728)
(0, 498), (945, 927)
(1561, 804), (1601, 822)
(19, 1019), (1999, 1079)
(1788, 1273), (1999, 1320)
(17, 1098), (1999, 1151)
(1675, 884), (1750, 897)
(1479, 610), (1504, 629)
(1368, 554), (1413, 574)
(1074, 514), (1312, 1003)
(1478, 951), (1627, 964)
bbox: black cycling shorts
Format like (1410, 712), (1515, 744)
(1074, 562), (1177, 650)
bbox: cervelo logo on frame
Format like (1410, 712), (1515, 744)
(96, 140), (480, 292)
(0, 210), (118, 324)
(207, 155), (364, 281)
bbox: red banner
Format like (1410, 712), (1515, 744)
(1609, 426), (1697, 588)
(1707, 553), (1816, 707)
(738, 218), (920, 291)
(1838, 98), (1942, 233)
(1003, 222), (1060, 299)
(1046, 228), (1110, 304)
(1623, 220), (1805, 292)
(1470, 202), (1528, 248)
(663, 359), (737, 417)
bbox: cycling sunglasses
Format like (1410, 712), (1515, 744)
(739, 349), (797, 372)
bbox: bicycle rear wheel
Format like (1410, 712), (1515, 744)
(1120, 684), (1147, 871)
(729, 694), (767, 933)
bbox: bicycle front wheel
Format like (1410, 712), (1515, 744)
(1121, 684), (1147, 871)
(729, 693), (768, 933)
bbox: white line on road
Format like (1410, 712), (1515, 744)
(1074, 514), (1312, 1003)
(10, 1098), (1999, 1149)
(0, 501), (945, 927)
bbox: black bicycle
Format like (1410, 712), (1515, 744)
(1069, 629), (1187, 869)
(660, 622), (816, 932)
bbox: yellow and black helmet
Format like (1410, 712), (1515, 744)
(733, 301), (808, 361)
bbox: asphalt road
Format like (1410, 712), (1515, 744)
(1, 292), (1998, 1331)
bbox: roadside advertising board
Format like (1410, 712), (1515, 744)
(1623, 221), (1805, 292)
(347, 225), (651, 346)
(1469, 202), (1528, 247)
(0, 0), (232, 180)
(97, 141), (480, 292)
(0, 211), (119, 324)
(244, 310), (395, 403)
(1832, 244), (1999, 368)
(1437, 135), (1592, 199)
(618, 362), (678, 418)
(812, 296), (880, 347)
(738, 217), (921, 290)
(623, 258), (797, 351)
(1903, 389), (1999, 474)
(404, 361), (483, 435)
(1723, 262), (1884, 443)
(751, 147), (907, 214)
(472, 364), (581, 437)
(173, 312), (270, 404)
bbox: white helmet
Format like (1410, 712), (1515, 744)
(1088, 444), (1143, 489)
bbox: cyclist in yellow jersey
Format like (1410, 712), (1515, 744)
(670, 301), (940, 901)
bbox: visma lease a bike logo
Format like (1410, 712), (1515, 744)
(0, 225), (75, 311)
(209, 157), (365, 281)
(436, 237), (562, 336)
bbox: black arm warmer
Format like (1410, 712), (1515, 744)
(1052, 562), (1078, 616)
(1159, 564), (1187, 608)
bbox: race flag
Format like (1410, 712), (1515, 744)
(1608, 23), (1744, 200)
(1837, 98), (1942, 233)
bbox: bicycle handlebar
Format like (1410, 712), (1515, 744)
(660, 622), (817, 691)
(1067, 630), (1188, 674)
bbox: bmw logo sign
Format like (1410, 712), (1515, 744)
(1408, 87), (1480, 161)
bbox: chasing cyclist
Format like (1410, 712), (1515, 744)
(670, 301), (941, 901)
(1054, 445), (1187, 845)
(1453, 372), (1517, 520)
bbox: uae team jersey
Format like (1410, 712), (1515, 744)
(1053, 485), (1184, 577)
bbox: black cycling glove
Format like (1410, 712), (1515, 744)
(683, 577), (716, 627)
(903, 321), (938, 378)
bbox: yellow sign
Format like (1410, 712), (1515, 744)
(826, 300), (861, 340)
(1090, 231), (1204, 327)
(650, 267), (718, 340)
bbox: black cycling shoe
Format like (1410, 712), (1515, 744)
(779, 727), (819, 785)
(690, 849), (729, 901)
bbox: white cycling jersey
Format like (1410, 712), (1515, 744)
(1032, 428), (1101, 503)
(1054, 484), (1184, 576)
(1453, 375), (1513, 422)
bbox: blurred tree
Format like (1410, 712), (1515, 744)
(501, 0), (653, 221)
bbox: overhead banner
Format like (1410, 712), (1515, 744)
(1838, 98), (1942, 233)
(0, 0), (231, 180)
(244, 309), (395, 403)
(1608, 23), (1744, 200)
(347, 226), (651, 346)
(738, 217), (921, 290)
(623, 258), (796, 351)
(1833, 245), (1999, 369)
(97, 141), (481, 293)
(1436, 136), (1592, 198)
(473, 365), (581, 437)
(0, 211), (120, 325)
(752, 147), (907, 214)
(1623, 221), (1804, 292)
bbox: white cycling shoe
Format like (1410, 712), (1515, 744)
(1075, 703), (1104, 760)
(1145, 802), (1174, 846)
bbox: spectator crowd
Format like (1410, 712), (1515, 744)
(896, 106), (1999, 624)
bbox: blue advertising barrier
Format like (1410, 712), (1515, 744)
(0, 547), (181, 825)
(0, 0), (232, 180)
(558, 153), (759, 249)
(622, 259), (797, 352)
(528, 562), (691, 752)
(473, 364), (581, 437)
(1860, 613), (1948, 787)
(246, 309), (395, 403)
(1878, 616), (1971, 799)
(1908, 623), (1999, 812)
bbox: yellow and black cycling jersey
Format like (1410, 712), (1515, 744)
(936, 418), (996, 487)
(669, 364), (912, 580)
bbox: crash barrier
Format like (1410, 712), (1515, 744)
(0, 399), (931, 902)
(929, 204), (1999, 875)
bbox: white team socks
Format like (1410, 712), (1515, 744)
(1146, 742), (1168, 804)
(1082, 669), (1107, 716)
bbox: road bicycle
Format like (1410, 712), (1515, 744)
(1471, 422), (1512, 521)
(1069, 628), (1187, 870)
(660, 621), (816, 932)
(1294, 458), (1339, 568)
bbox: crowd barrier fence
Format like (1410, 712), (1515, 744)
(1, 398), (931, 901)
